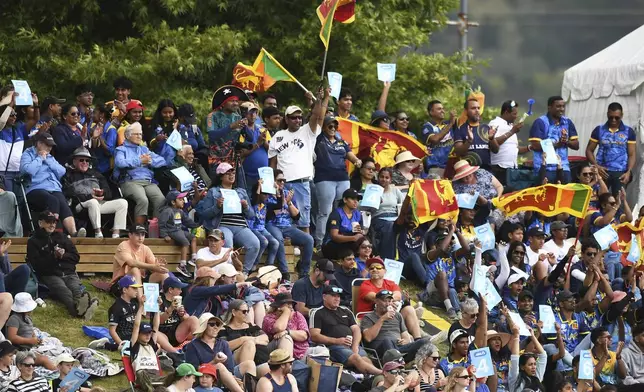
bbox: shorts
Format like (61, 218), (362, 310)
(328, 344), (367, 364)
(168, 230), (194, 247)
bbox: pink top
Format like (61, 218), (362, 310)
(262, 311), (309, 359)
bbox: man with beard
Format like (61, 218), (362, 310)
(529, 95), (579, 184)
(422, 100), (457, 177)
(291, 259), (335, 317)
(256, 349), (297, 392)
(548, 290), (591, 370)
(452, 98), (499, 170)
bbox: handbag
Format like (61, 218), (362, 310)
(307, 357), (343, 392)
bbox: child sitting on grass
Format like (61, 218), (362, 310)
(159, 190), (200, 278)
(194, 363), (223, 392)
(5, 293), (55, 370)
(131, 294), (164, 392)
(50, 353), (92, 392)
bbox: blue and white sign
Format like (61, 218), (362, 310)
(482, 279), (502, 311)
(540, 139), (558, 165)
(11, 80), (33, 106)
(471, 263), (489, 297)
(593, 224), (619, 250)
(360, 184), (384, 211)
(539, 305), (556, 334)
(143, 283), (159, 313)
(383, 258), (404, 284)
(166, 130), (183, 151)
(456, 192), (478, 209)
(221, 189), (242, 214)
(377, 63), (397, 82)
(578, 350), (594, 380)
(508, 311), (531, 336)
(258, 167), (276, 195)
(328, 72), (343, 100)
(469, 347), (494, 378)
(59, 367), (90, 392)
(170, 166), (195, 192)
(473, 223), (495, 251)
(627, 234), (641, 264)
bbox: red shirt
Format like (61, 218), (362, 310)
(356, 279), (400, 314)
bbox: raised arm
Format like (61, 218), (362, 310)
(308, 87), (330, 134)
(377, 82), (391, 112)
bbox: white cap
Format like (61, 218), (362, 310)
(218, 263), (238, 277)
(285, 106), (303, 116)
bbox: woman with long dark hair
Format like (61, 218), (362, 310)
(149, 98), (179, 163)
(507, 323), (546, 392)
(51, 104), (86, 164)
(349, 157), (378, 195)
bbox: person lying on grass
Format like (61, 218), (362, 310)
(5, 293), (55, 370)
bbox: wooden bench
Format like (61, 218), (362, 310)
(7, 238), (298, 277)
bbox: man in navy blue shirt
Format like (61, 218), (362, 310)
(291, 259), (335, 317)
(452, 98), (499, 170)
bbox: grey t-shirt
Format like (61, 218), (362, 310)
(360, 311), (406, 341)
(6, 313), (35, 349)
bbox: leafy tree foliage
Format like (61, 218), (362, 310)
(0, 0), (475, 127)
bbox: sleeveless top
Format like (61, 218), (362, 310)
(265, 373), (292, 392)
(419, 368), (441, 392)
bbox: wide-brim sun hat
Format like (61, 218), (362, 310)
(452, 160), (480, 181)
(12, 292), (37, 313)
(486, 330), (511, 347)
(394, 151), (421, 167)
(193, 313), (224, 336)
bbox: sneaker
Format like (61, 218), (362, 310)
(446, 308), (459, 321)
(84, 298), (99, 321)
(76, 291), (90, 317)
(176, 264), (191, 278)
(415, 302), (425, 320)
(88, 337), (109, 350)
(95, 232), (104, 239)
(188, 259), (196, 267)
(430, 330), (449, 344)
(77, 228), (87, 237)
(111, 233), (121, 239)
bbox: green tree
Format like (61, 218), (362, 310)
(0, 0), (475, 126)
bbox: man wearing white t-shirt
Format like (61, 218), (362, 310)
(542, 221), (574, 265)
(268, 88), (330, 233)
(525, 226), (546, 267)
(489, 100), (528, 186)
(195, 229), (242, 273)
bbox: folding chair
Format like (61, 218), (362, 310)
(350, 278), (381, 368)
(122, 355), (164, 392)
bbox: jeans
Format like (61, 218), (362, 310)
(604, 251), (623, 281)
(285, 181), (311, 228)
(371, 216), (396, 259)
(402, 253), (427, 286)
(219, 225), (261, 274)
(314, 180), (350, 245)
(607, 170), (626, 196)
(251, 228), (279, 268)
(39, 273), (83, 317)
(0, 264), (31, 296)
(366, 336), (430, 363)
(266, 224), (314, 276)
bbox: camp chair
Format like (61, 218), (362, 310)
(122, 355), (164, 392)
(350, 278), (382, 368)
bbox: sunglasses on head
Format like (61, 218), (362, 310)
(328, 286), (343, 294)
(379, 290), (393, 296)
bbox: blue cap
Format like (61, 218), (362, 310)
(139, 323), (153, 334)
(118, 275), (142, 289)
(164, 276), (188, 290)
(370, 110), (389, 126)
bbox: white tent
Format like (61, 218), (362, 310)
(562, 24), (644, 206)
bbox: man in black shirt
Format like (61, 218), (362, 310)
(310, 285), (381, 375)
(330, 248), (360, 307)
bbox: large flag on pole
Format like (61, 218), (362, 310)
(492, 183), (592, 219)
(232, 48), (298, 92)
(317, 0), (342, 49)
(335, 0), (356, 23)
(408, 180), (459, 225)
(336, 118), (427, 171)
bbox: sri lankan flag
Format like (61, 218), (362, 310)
(337, 118), (427, 171)
(615, 221), (644, 268)
(317, 0), (341, 48)
(231, 48), (297, 92)
(492, 183), (592, 219)
(408, 180), (459, 224)
(335, 0), (356, 23)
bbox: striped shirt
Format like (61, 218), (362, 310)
(7, 376), (50, 392)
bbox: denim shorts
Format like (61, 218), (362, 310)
(328, 344), (366, 364)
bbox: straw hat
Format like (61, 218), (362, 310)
(268, 349), (295, 365)
(452, 160), (480, 181)
(486, 330), (511, 347)
(12, 293), (37, 313)
(193, 313), (224, 336)
(394, 151), (421, 167)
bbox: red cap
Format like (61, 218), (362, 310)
(366, 257), (385, 268)
(125, 100), (145, 112)
(198, 363), (218, 378)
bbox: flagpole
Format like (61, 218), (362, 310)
(320, 48), (329, 81)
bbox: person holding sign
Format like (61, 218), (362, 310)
(313, 115), (362, 246)
(195, 162), (260, 276)
(589, 191), (632, 234)
(50, 354), (91, 392)
(507, 324), (547, 392)
(129, 293), (166, 391)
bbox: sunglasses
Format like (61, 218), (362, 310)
(457, 375), (471, 380)
(379, 290), (393, 296)
(363, 166), (376, 171)
(327, 286), (343, 294)
(369, 265), (384, 270)
(431, 356), (440, 361)
(78, 158), (90, 163)
(361, 244), (373, 248)
(382, 118), (391, 123)
(208, 321), (222, 328)
(397, 117), (409, 121)
(288, 116), (303, 120)
(388, 370), (404, 375)
(466, 313), (478, 319)
(21, 363), (35, 368)
(585, 252), (597, 257)
(608, 116), (621, 121)
(609, 201), (617, 206)
(581, 172), (594, 177)
(276, 179), (286, 183)
(69, 112), (80, 116)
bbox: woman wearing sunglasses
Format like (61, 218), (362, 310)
(355, 237), (373, 277)
(415, 343), (446, 391)
(51, 104), (86, 165)
(7, 351), (49, 392)
(443, 367), (476, 392)
(576, 163), (607, 211)
(391, 111), (417, 140)
(349, 157), (378, 195)
(589, 190), (632, 235)
(219, 299), (270, 377)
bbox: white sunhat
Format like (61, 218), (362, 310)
(11, 292), (37, 313)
